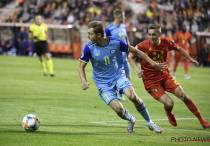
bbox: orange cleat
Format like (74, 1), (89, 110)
(167, 113), (177, 127)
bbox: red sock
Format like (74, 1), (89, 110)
(184, 98), (204, 123)
(164, 105), (173, 115)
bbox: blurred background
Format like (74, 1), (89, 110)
(0, 0), (209, 66)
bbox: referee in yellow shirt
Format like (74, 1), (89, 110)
(29, 15), (55, 76)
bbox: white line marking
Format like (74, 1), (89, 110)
(90, 117), (210, 133)
(90, 117), (197, 124)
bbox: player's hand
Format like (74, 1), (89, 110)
(82, 81), (89, 90)
(152, 63), (167, 71)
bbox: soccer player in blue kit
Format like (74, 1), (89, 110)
(105, 9), (131, 79)
(105, 9), (129, 101)
(79, 21), (163, 133)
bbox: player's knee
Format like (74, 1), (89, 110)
(127, 91), (137, 102)
(176, 87), (187, 100)
(165, 99), (174, 108)
(178, 92), (187, 101)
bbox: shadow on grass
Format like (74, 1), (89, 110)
(0, 129), (149, 137)
(0, 124), (149, 136)
(0, 123), (146, 128)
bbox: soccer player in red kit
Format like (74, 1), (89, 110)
(129, 24), (210, 128)
(173, 24), (192, 79)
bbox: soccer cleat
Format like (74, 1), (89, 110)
(184, 74), (191, 80)
(127, 116), (136, 133)
(201, 120), (210, 129)
(147, 121), (163, 133)
(167, 113), (177, 127)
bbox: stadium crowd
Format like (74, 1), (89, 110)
(0, 0), (210, 66)
(6, 0), (208, 32)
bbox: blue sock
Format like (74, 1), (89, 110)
(135, 102), (151, 123)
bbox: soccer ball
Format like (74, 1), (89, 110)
(22, 114), (40, 132)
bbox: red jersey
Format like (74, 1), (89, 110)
(136, 37), (179, 89)
(175, 31), (191, 50)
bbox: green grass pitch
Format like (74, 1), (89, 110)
(0, 56), (210, 146)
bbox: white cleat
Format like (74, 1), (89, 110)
(127, 116), (136, 133)
(184, 74), (191, 80)
(147, 121), (163, 133)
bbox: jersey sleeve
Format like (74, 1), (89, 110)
(136, 42), (145, 52)
(167, 39), (179, 51)
(105, 27), (111, 37)
(80, 45), (91, 63)
(119, 40), (128, 52)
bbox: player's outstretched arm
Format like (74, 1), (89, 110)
(128, 45), (165, 71)
(79, 61), (89, 90)
(176, 47), (199, 66)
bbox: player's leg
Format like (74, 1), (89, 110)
(42, 42), (54, 76)
(159, 94), (177, 126)
(38, 55), (47, 76)
(99, 87), (136, 133)
(147, 84), (177, 127)
(38, 55), (47, 75)
(174, 86), (210, 128)
(44, 53), (54, 76)
(35, 42), (47, 76)
(124, 87), (163, 133)
(183, 59), (190, 79)
(116, 76), (163, 133)
(109, 99), (136, 133)
(173, 52), (181, 76)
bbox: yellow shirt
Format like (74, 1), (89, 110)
(29, 23), (48, 42)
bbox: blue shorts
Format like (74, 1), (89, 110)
(97, 76), (132, 105)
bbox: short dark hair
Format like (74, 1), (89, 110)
(88, 21), (104, 37)
(113, 9), (123, 18)
(148, 24), (161, 32)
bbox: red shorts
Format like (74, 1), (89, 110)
(145, 75), (180, 100)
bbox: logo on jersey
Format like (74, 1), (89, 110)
(95, 52), (100, 56)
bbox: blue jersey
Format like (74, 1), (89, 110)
(105, 23), (128, 62)
(80, 37), (128, 86)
